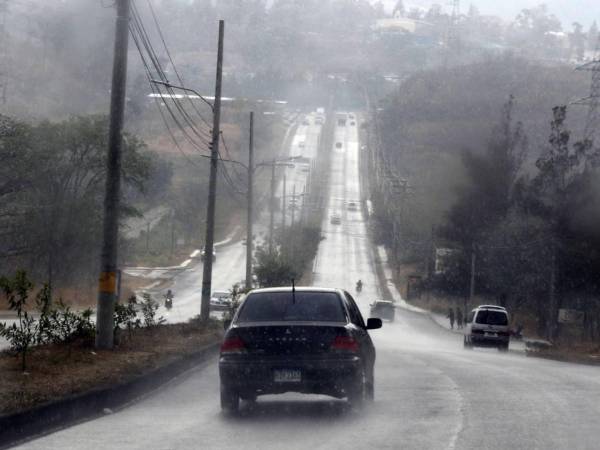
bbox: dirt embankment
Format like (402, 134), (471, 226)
(0, 321), (222, 416)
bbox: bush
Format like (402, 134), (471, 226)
(114, 295), (141, 341)
(140, 293), (165, 329)
(0, 271), (39, 371)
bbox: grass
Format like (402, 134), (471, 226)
(0, 321), (222, 416)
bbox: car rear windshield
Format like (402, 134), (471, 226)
(475, 310), (508, 326)
(237, 292), (347, 323)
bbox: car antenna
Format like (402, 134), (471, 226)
(292, 278), (296, 304)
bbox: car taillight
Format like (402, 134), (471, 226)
(331, 336), (359, 353)
(220, 336), (246, 354)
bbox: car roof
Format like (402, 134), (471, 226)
(373, 300), (394, 304)
(476, 305), (507, 310)
(248, 286), (341, 295)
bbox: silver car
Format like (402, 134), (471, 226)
(464, 305), (510, 351)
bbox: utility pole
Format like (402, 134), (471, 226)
(468, 242), (476, 312)
(95, 0), (131, 350)
(170, 209), (175, 257)
(200, 20), (224, 322)
(291, 185), (296, 230)
(245, 112), (254, 290)
(281, 173), (287, 231)
(268, 161), (276, 253)
(146, 222), (150, 253)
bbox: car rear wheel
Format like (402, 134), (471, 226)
(220, 384), (239, 413)
(348, 370), (367, 407)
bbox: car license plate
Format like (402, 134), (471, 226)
(273, 369), (301, 383)
(485, 332), (497, 337)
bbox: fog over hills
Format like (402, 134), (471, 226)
(374, 0), (599, 27)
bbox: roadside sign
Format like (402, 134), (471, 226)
(558, 308), (584, 325)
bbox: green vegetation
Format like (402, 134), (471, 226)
(374, 62), (600, 341)
(0, 115), (168, 291)
(253, 226), (323, 288)
(0, 271), (94, 371)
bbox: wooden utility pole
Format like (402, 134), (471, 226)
(291, 185), (296, 230)
(468, 243), (476, 312)
(268, 162), (276, 253)
(96, 0), (131, 350)
(281, 173), (287, 231)
(245, 112), (254, 290)
(200, 20), (224, 322)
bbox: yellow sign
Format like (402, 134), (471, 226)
(98, 271), (117, 294)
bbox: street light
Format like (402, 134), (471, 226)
(150, 79), (214, 110)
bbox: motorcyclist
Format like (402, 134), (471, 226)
(356, 279), (363, 292)
(164, 289), (174, 309)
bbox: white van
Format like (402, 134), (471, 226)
(464, 305), (510, 351)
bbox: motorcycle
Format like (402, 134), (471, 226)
(164, 291), (174, 310)
(356, 281), (363, 293)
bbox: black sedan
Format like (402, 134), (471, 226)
(218, 287), (382, 412)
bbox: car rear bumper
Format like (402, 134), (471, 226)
(469, 334), (509, 346)
(219, 356), (362, 398)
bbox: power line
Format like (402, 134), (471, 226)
(144, 0), (213, 130)
(132, 2), (212, 141)
(129, 3), (211, 145)
(129, 22), (203, 168)
(129, 1), (212, 146)
(128, 9), (211, 155)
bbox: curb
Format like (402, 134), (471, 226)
(0, 342), (220, 450)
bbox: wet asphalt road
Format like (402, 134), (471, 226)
(14, 113), (600, 450)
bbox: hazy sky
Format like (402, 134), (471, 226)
(379, 1), (600, 28)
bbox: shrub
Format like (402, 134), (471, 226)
(0, 271), (39, 371)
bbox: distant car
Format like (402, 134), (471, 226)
(315, 117), (324, 125)
(218, 287), (382, 412)
(464, 305), (510, 351)
(347, 201), (358, 211)
(302, 119), (310, 126)
(335, 142), (343, 149)
(330, 213), (341, 225)
(298, 141), (306, 148)
(210, 290), (232, 310)
(350, 121), (356, 126)
(370, 300), (395, 322)
(200, 247), (216, 262)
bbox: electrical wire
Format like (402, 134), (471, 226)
(128, 1), (248, 203)
(130, 1), (212, 146)
(129, 23), (203, 169)
(219, 131), (247, 181)
(145, 0), (213, 129)
(129, 9), (211, 155)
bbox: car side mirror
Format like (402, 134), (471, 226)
(366, 318), (382, 330)
(223, 319), (232, 330)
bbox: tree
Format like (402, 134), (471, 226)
(440, 98), (527, 300)
(588, 21), (599, 53)
(529, 106), (595, 339)
(569, 22), (586, 61)
(0, 271), (37, 371)
(443, 97), (527, 247)
(0, 115), (155, 287)
(253, 247), (298, 288)
(392, 0), (405, 18)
